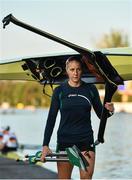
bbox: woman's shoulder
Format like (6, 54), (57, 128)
(53, 82), (67, 94)
(82, 81), (97, 90)
(82, 81), (98, 98)
(53, 85), (61, 94)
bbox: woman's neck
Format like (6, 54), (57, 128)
(68, 80), (81, 87)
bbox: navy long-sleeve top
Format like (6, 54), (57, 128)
(43, 81), (103, 146)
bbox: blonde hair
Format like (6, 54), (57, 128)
(66, 56), (83, 70)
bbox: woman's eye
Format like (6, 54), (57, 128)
(69, 68), (81, 72)
(70, 68), (74, 71)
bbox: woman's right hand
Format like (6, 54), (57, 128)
(41, 146), (52, 162)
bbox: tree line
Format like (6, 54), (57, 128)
(0, 80), (126, 108)
(0, 81), (52, 107)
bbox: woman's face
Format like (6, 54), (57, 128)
(66, 60), (82, 84)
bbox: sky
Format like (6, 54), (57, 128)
(0, 0), (132, 60)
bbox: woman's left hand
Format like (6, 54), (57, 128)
(105, 102), (114, 112)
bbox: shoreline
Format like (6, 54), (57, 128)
(0, 102), (132, 113)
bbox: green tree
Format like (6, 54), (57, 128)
(0, 81), (52, 107)
(96, 29), (129, 48)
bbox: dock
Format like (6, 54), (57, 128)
(0, 156), (58, 179)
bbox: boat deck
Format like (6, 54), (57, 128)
(0, 156), (58, 179)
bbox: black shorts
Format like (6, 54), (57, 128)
(56, 141), (95, 153)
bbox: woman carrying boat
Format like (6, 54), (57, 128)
(41, 56), (114, 179)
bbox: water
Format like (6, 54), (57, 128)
(0, 109), (132, 179)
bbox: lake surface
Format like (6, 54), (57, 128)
(0, 108), (132, 179)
